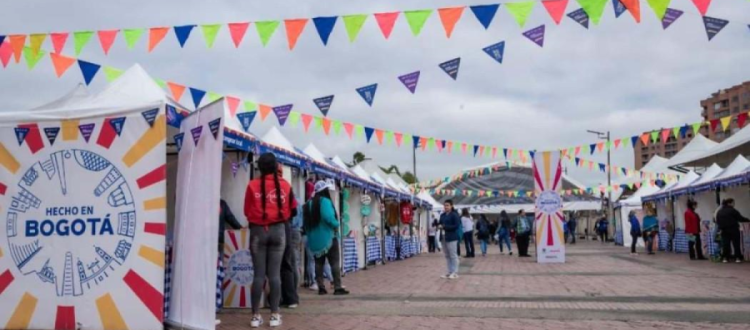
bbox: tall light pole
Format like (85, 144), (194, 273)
(586, 130), (614, 242)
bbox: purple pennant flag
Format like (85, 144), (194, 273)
(568, 8), (590, 29)
(438, 58), (461, 80)
(613, 0), (627, 18)
(141, 108), (159, 127)
(109, 117), (126, 136)
(482, 41), (505, 64)
(231, 162), (239, 178)
(398, 71), (421, 94)
(661, 8), (683, 30)
(272, 104), (294, 126)
(208, 118), (222, 139)
(356, 84), (378, 107)
(191, 125), (203, 146)
(236, 112), (256, 132)
(313, 95), (334, 117)
(44, 127), (60, 146)
(14, 127), (29, 146)
(703, 16), (729, 41)
(522, 25), (545, 47)
(173, 133), (184, 152)
(79, 123), (95, 143)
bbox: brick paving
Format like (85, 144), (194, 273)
(217, 241), (750, 329)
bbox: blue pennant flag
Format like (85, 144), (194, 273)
(441, 140), (447, 149)
(567, 8), (590, 29)
(631, 135), (639, 147)
(662, 8), (683, 30)
(166, 104), (183, 127)
(189, 87), (206, 109)
(313, 16), (338, 45)
(272, 104), (294, 126)
(174, 133), (185, 152)
(575, 157), (581, 166)
(470, 4), (500, 29)
(109, 117), (126, 136)
(703, 16), (729, 41)
(503, 148), (508, 159)
(141, 108), (159, 127)
(364, 127), (375, 143)
(529, 150), (536, 160)
(0, 36), (5, 46)
(613, 0), (627, 18)
(599, 163), (606, 172)
(522, 25), (545, 47)
(79, 123), (95, 143)
(236, 111), (257, 132)
(174, 25), (195, 47)
(313, 95), (334, 116)
(44, 127), (60, 146)
(356, 84), (377, 107)
(412, 135), (420, 149)
(473, 145), (479, 157)
(589, 144), (596, 155)
(482, 41), (505, 64)
(208, 118), (222, 139)
(680, 125), (688, 139)
(191, 125), (203, 146)
(621, 168), (627, 176)
(439, 58), (461, 80)
(77, 60), (101, 85)
(14, 127), (29, 146)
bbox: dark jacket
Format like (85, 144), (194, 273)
(476, 218), (490, 240)
(716, 206), (750, 232)
(440, 210), (461, 242)
(219, 199), (242, 248)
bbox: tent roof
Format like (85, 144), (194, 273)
(302, 143), (328, 164)
(261, 126), (307, 157)
(661, 134), (719, 168)
(330, 155), (353, 173)
(668, 171), (700, 191)
(461, 200), (601, 214)
(688, 163), (724, 187)
(417, 191), (442, 208)
(31, 84), (90, 111)
(618, 184), (661, 207)
(350, 165), (373, 183)
(712, 155), (750, 182)
(683, 126), (750, 167)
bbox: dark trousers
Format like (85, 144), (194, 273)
(516, 233), (531, 256)
(630, 233), (639, 253)
(569, 229), (576, 244)
(428, 236), (436, 253)
(463, 232), (475, 257)
(280, 223), (300, 305)
(315, 238), (342, 290)
(721, 230), (743, 260)
(599, 231), (609, 243)
(457, 240), (461, 256)
(250, 223), (285, 314)
(688, 234), (705, 260)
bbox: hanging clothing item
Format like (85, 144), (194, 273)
(400, 201), (413, 224)
(386, 203), (399, 227)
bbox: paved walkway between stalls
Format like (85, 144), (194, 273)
(217, 240), (750, 329)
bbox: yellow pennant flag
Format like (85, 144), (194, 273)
(720, 116), (732, 131)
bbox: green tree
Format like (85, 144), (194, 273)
(401, 171), (417, 184)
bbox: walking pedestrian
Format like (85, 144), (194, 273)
(461, 209), (475, 258)
(567, 212), (577, 244)
(628, 210), (641, 255)
(512, 210), (532, 257)
(489, 218), (498, 245)
(476, 214), (491, 257)
(716, 198), (750, 263)
(439, 200), (461, 279)
(684, 200), (707, 261)
(497, 211), (512, 255)
(597, 216), (609, 243)
(642, 211), (658, 255)
(244, 153), (297, 328)
(304, 180), (350, 295)
(428, 218), (438, 253)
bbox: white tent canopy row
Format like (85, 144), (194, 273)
(454, 201), (602, 214)
(674, 123), (750, 168)
(611, 155), (682, 201)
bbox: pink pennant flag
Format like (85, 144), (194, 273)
(542, 0), (569, 25)
(225, 96), (240, 117)
(660, 128), (670, 143)
(301, 114), (313, 132)
(374, 12), (400, 39)
(97, 30), (119, 55)
(0, 41), (11, 68)
(492, 147), (497, 158)
(228, 22), (251, 47)
(461, 143), (467, 154)
(691, 0), (712, 16)
(394, 132), (403, 147)
(51, 32), (69, 54)
(343, 122), (354, 139)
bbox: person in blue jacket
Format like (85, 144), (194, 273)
(439, 200), (461, 279)
(304, 181), (349, 296)
(628, 211), (642, 255)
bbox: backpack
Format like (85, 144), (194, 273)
(477, 220), (489, 236)
(516, 217), (530, 234)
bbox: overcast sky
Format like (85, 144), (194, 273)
(1, 0), (749, 186)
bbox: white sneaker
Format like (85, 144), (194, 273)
(308, 283), (319, 291)
(440, 274), (450, 279)
(287, 304), (298, 309)
(250, 315), (263, 328)
(270, 314), (282, 327)
(448, 273), (459, 279)
(215, 319), (221, 325)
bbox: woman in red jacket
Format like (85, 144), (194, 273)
(244, 153), (297, 328)
(684, 200), (706, 261)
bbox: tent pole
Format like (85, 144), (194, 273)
(380, 197), (387, 265)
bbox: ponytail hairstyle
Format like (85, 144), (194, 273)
(257, 153), (283, 220)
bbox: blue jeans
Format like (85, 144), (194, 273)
(497, 228), (512, 253)
(443, 240), (459, 274)
(479, 238), (489, 255)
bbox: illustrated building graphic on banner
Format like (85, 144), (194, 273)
(533, 151), (565, 263)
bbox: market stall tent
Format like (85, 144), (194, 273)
(661, 134), (719, 170)
(666, 171), (700, 230)
(681, 125), (750, 167)
(686, 164), (724, 222)
(715, 156), (750, 216)
(616, 184), (661, 248)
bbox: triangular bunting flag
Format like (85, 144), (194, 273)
(650, 131), (659, 143)
(613, 0), (627, 18)
(174, 133), (184, 152)
(103, 66), (123, 82)
(97, 30), (118, 54)
(284, 19), (308, 50)
(322, 118), (332, 135)
(439, 58), (461, 80)
(191, 125), (203, 146)
(364, 127), (375, 143)
(394, 132), (403, 147)
(228, 22), (250, 48)
(9, 35), (25, 63)
(672, 126), (680, 139)
(374, 129), (384, 144)
(343, 122), (354, 138)
(543, 0), (569, 24)
(505, 1), (536, 28)
(703, 16), (728, 41)
(438, 7), (465, 38)
(14, 127), (29, 146)
(79, 123), (95, 143)
(168, 82), (186, 102)
(226, 96), (240, 117)
(51, 32), (69, 54)
(568, 8), (590, 29)
(77, 60), (101, 85)
(720, 116), (731, 131)
(313, 95), (334, 116)
(272, 104), (294, 126)
(398, 71), (420, 94)
(110, 117), (126, 136)
(738, 113), (748, 128)
(522, 25), (545, 47)
(189, 88), (206, 109)
(640, 133), (650, 146)
(647, 0), (671, 20)
(710, 119), (720, 132)
(301, 114), (313, 132)
(259, 104), (272, 120)
(356, 84), (377, 106)
(619, 0), (641, 22)
(50, 53), (76, 77)
(692, 122), (703, 135)
(404, 10), (433, 36)
(236, 111), (257, 132)
(660, 128), (670, 142)
(470, 4), (500, 29)
(0, 41), (10, 68)
(662, 8), (683, 29)
(207, 91), (222, 104)
(148, 27), (170, 52)
(691, 0), (712, 16)
(576, 0), (608, 25)
(208, 118), (222, 139)
(373, 12), (399, 39)
(23, 46), (45, 70)
(201, 24), (221, 48)
(313, 16), (338, 45)
(244, 101), (258, 112)
(412, 135), (421, 149)
(482, 41), (505, 63)
(343, 14), (368, 42)
(256, 21), (280, 47)
(141, 108), (159, 127)
(123, 28), (144, 50)
(44, 127), (60, 146)
(73, 31), (94, 56)
(288, 112), (301, 128)
(331, 119), (342, 134)
(174, 25), (195, 48)
(29, 33), (47, 57)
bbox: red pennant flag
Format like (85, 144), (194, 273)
(660, 128), (670, 143)
(228, 22), (251, 48)
(374, 12), (400, 39)
(49, 52), (76, 77)
(738, 113), (748, 129)
(9, 35), (26, 63)
(322, 118), (332, 135)
(284, 19), (308, 50)
(710, 119), (720, 132)
(635, 181), (641, 189)
(167, 82), (186, 102)
(343, 122), (354, 138)
(375, 129), (384, 144)
(97, 30), (118, 55)
(51, 32), (69, 54)
(619, 0), (641, 23)
(479, 145), (485, 156)
(691, 0), (712, 16)
(258, 104), (272, 120)
(301, 114), (313, 132)
(542, 0), (569, 25)
(0, 41), (11, 68)
(614, 139), (621, 148)
(394, 132), (403, 147)
(437, 7), (465, 38)
(225, 96), (240, 117)
(148, 27), (170, 52)
(640, 133), (650, 146)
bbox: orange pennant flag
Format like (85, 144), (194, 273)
(640, 133), (650, 146)
(9, 35), (26, 63)
(225, 96), (240, 117)
(619, 0), (641, 23)
(343, 122), (354, 138)
(420, 137), (428, 151)
(322, 118), (332, 135)
(479, 146), (485, 156)
(258, 104), (272, 120)
(97, 30), (119, 55)
(596, 142), (604, 152)
(437, 7), (465, 38)
(284, 19), (308, 50)
(167, 82), (186, 102)
(375, 129), (384, 144)
(301, 114), (313, 132)
(49, 52), (76, 77)
(446, 141), (453, 153)
(148, 27), (170, 52)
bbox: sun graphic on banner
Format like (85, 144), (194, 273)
(222, 229), (254, 308)
(533, 151), (565, 262)
(0, 110), (167, 329)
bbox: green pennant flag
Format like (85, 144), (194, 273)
(567, 147), (575, 156)
(123, 28), (145, 49)
(355, 125), (365, 139)
(428, 138), (436, 150)
(201, 24), (222, 48)
(404, 134), (413, 147)
(606, 140), (613, 150)
(332, 120), (343, 135)
(207, 91), (222, 103)
(243, 101), (258, 112)
(154, 78), (167, 89)
(646, 0), (671, 20)
(454, 141), (461, 152)
(256, 21), (280, 47)
(104, 66), (124, 82)
(314, 117), (323, 131)
(342, 14), (368, 42)
(23, 46), (45, 70)
(576, 0), (608, 25)
(505, 1), (536, 28)
(672, 127), (681, 139)
(650, 131), (659, 143)
(73, 31), (94, 56)
(621, 137), (630, 148)
(692, 122), (702, 135)
(288, 112), (301, 128)
(582, 144), (590, 155)
(485, 146), (491, 157)
(404, 10), (433, 36)
(385, 131), (394, 145)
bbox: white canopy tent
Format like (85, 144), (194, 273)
(715, 156), (750, 217)
(661, 134), (719, 169)
(681, 125), (750, 167)
(685, 164), (724, 221)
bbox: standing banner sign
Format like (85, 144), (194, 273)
(533, 151), (566, 263)
(222, 229), (254, 308)
(0, 106), (167, 329)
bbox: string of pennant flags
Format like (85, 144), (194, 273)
(0, 0), (738, 60)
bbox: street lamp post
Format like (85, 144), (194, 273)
(586, 130), (614, 242)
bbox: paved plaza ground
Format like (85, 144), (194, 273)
(218, 240), (750, 329)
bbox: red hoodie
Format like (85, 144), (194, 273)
(244, 174), (297, 227)
(684, 208), (700, 235)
